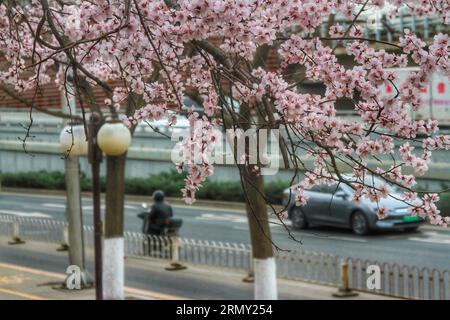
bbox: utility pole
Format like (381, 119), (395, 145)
(88, 112), (103, 300)
(61, 82), (87, 287)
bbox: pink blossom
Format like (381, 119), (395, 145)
(0, 0), (448, 226)
(377, 207), (389, 220)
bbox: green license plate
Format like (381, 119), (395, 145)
(403, 216), (420, 222)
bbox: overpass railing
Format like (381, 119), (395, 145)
(286, 10), (447, 45)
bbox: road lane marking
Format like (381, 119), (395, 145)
(409, 238), (450, 245)
(0, 275), (27, 285)
(124, 286), (189, 300)
(42, 203), (65, 209)
(273, 229), (367, 242)
(81, 205), (105, 211)
(172, 204), (246, 214)
(231, 226), (367, 242)
(409, 231), (450, 245)
(195, 213), (282, 225)
(317, 235), (367, 243)
(0, 209), (52, 219)
(0, 262), (65, 280)
(409, 237), (450, 244)
(0, 287), (46, 300)
(195, 213), (247, 223)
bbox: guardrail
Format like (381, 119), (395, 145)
(284, 10), (447, 46)
(360, 14), (443, 44)
(0, 214), (448, 300)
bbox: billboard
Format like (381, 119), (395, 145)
(382, 68), (450, 126)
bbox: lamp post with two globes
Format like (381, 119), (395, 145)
(61, 113), (132, 300)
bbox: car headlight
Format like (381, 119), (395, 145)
(393, 207), (410, 214)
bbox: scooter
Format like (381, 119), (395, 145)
(138, 203), (183, 259)
(139, 203), (183, 236)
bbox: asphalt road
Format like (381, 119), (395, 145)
(0, 192), (449, 271)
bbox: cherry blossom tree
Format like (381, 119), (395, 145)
(1, 0), (449, 300)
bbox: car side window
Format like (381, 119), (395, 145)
(310, 185), (324, 193)
(325, 184), (340, 194)
(323, 184), (337, 194)
(311, 184), (341, 194)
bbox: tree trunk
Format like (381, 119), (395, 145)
(237, 85), (278, 299)
(242, 167), (277, 300)
(227, 127), (278, 300)
(103, 153), (126, 300)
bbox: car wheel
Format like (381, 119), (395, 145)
(291, 207), (308, 230)
(351, 211), (369, 235)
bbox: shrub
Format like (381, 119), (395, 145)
(438, 193), (450, 217)
(3, 170), (449, 210)
(265, 180), (290, 204)
(0, 170), (289, 204)
(124, 171), (186, 197)
(198, 180), (244, 202)
(0, 171), (68, 190)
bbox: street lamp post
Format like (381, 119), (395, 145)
(88, 112), (104, 300)
(97, 121), (131, 300)
(59, 123), (89, 288)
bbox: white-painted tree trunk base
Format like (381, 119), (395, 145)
(103, 237), (124, 300)
(254, 257), (278, 300)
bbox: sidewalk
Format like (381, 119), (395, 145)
(0, 237), (395, 300)
(0, 261), (184, 300)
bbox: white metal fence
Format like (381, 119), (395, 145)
(0, 214), (449, 300)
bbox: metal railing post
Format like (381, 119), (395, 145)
(165, 235), (187, 271)
(333, 262), (358, 297)
(423, 17), (429, 39)
(399, 10), (404, 34)
(411, 14), (417, 34)
(8, 220), (25, 245)
(242, 247), (254, 283)
(56, 225), (69, 251)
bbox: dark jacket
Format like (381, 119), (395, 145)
(138, 202), (173, 235)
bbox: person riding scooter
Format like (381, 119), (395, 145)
(138, 190), (173, 236)
(138, 190), (182, 257)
